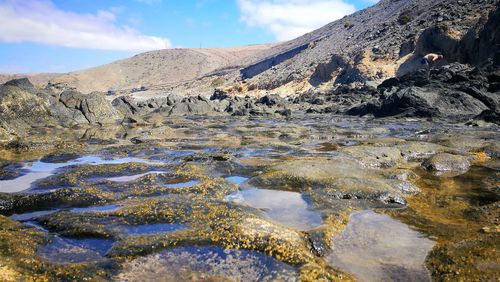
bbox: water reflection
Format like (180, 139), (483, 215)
(226, 188), (322, 231)
(327, 210), (435, 282)
(0, 155), (162, 193)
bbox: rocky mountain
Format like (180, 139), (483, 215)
(6, 0), (496, 98)
(212, 0), (499, 96)
(36, 0), (497, 97)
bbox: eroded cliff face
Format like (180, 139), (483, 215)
(214, 0), (499, 96)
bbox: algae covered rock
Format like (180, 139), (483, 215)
(422, 153), (471, 175)
(252, 156), (417, 207)
(396, 141), (451, 160)
(339, 145), (404, 168)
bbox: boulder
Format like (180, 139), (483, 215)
(210, 89), (229, 101)
(59, 91), (122, 124)
(0, 81), (57, 135)
(256, 94), (284, 107)
(168, 97), (215, 116)
(376, 87), (488, 118)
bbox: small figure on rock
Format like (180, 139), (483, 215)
(421, 53), (444, 81)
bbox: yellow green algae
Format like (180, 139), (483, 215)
(1, 117), (498, 281)
(385, 162), (499, 281)
(0, 216), (116, 281)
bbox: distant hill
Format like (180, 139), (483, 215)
(47, 44), (275, 93)
(0, 73), (60, 86)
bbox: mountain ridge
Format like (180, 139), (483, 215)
(1, 0), (498, 98)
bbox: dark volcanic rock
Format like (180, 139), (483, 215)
(347, 63), (500, 120)
(40, 152), (80, 163)
(210, 89), (229, 101)
(256, 94), (284, 107)
(59, 91), (121, 124)
(0, 78), (124, 140)
(472, 110), (500, 125)
(0, 79), (57, 138)
(4, 78), (35, 91)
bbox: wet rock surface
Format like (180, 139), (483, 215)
(422, 153), (471, 175)
(0, 116), (498, 281)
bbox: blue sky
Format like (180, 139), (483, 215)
(0, 0), (376, 73)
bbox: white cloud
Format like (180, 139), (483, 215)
(237, 0), (356, 41)
(0, 0), (171, 52)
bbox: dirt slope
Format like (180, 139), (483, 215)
(48, 44), (274, 93)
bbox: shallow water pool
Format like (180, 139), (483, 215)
(226, 188), (323, 231)
(327, 210), (435, 282)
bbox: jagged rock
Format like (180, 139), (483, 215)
(0, 79), (57, 136)
(112, 96), (140, 115)
(256, 94), (284, 107)
(4, 78), (35, 91)
(210, 89), (229, 101)
(168, 97), (215, 116)
(0, 78), (124, 138)
(59, 91), (122, 124)
(347, 63), (497, 119)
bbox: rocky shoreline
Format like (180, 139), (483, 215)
(1, 62), (499, 145)
(0, 114), (498, 281)
(0, 1), (498, 280)
(113, 62), (500, 124)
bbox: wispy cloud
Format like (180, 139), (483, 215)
(0, 0), (171, 51)
(237, 0), (356, 41)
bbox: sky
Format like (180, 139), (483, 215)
(0, 0), (378, 74)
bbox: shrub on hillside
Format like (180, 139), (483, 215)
(398, 10), (412, 25)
